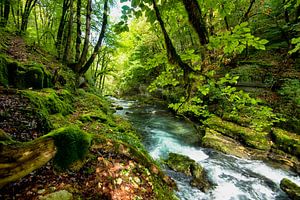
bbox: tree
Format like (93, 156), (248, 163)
(151, 0), (194, 85)
(78, 0), (109, 75)
(0, 0), (10, 27)
(56, 0), (70, 58)
(181, 0), (209, 45)
(21, 0), (38, 32)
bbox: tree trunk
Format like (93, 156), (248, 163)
(181, 0), (209, 45)
(0, 0), (10, 27)
(75, 0), (82, 62)
(63, 0), (74, 63)
(241, 0), (256, 22)
(152, 0), (194, 84)
(75, 0), (92, 72)
(21, 0), (38, 32)
(33, 6), (40, 45)
(56, 0), (70, 59)
(79, 0), (109, 75)
(0, 137), (56, 188)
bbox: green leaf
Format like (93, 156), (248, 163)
(259, 39), (269, 45)
(131, 0), (140, 7)
(240, 22), (249, 27)
(122, 5), (131, 11)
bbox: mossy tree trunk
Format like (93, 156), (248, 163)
(181, 0), (209, 45)
(0, 137), (56, 188)
(152, 0), (194, 85)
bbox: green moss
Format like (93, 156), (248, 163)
(280, 178), (300, 199)
(22, 89), (73, 116)
(202, 128), (249, 158)
(10, 62), (53, 89)
(0, 55), (9, 86)
(45, 126), (92, 169)
(272, 128), (300, 157)
(79, 111), (108, 123)
(165, 153), (195, 175)
(205, 115), (271, 150)
(75, 89), (110, 114)
(49, 113), (71, 129)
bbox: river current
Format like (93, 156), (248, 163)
(111, 97), (300, 200)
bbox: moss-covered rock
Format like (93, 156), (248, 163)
(205, 115), (271, 150)
(21, 89), (73, 116)
(39, 190), (73, 200)
(165, 153), (213, 192)
(45, 126), (92, 169)
(280, 178), (300, 200)
(272, 128), (300, 158)
(79, 111), (108, 123)
(5, 60), (53, 89)
(202, 128), (250, 158)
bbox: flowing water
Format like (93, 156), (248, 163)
(110, 97), (300, 200)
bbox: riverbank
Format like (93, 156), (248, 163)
(0, 30), (179, 199)
(111, 97), (300, 199)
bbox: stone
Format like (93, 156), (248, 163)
(205, 115), (271, 150)
(272, 128), (300, 158)
(280, 178), (300, 200)
(165, 153), (213, 192)
(201, 128), (250, 159)
(39, 190), (72, 200)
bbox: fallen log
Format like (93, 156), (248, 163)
(0, 136), (56, 188)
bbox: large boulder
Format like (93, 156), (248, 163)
(165, 153), (213, 192)
(271, 128), (300, 158)
(0, 55), (53, 89)
(201, 128), (250, 158)
(205, 115), (271, 150)
(280, 178), (300, 200)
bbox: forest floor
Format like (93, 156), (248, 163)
(0, 32), (176, 200)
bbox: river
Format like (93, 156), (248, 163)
(110, 97), (300, 200)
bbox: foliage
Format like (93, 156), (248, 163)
(289, 37), (300, 54)
(279, 79), (300, 106)
(208, 22), (268, 55)
(170, 73), (283, 131)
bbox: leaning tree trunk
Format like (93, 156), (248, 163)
(0, 134), (56, 188)
(56, 0), (70, 59)
(182, 0), (209, 45)
(63, 0), (74, 63)
(152, 0), (194, 85)
(75, 0), (82, 62)
(75, 0), (92, 72)
(78, 0), (109, 75)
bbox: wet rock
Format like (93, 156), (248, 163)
(205, 115), (271, 150)
(280, 178), (300, 200)
(165, 153), (213, 192)
(116, 106), (124, 110)
(202, 128), (250, 159)
(271, 128), (300, 158)
(39, 190), (72, 200)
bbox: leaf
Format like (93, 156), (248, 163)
(240, 22), (248, 27)
(259, 39), (269, 45)
(131, 0), (140, 7)
(122, 5), (131, 11)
